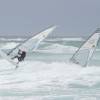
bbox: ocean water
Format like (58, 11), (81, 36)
(0, 37), (100, 100)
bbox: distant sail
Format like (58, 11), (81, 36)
(70, 28), (100, 67)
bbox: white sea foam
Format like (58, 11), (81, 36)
(46, 37), (84, 41)
(61, 37), (84, 41)
(0, 38), (25, 41)
(0, 37), (99, 99)
(1, 42), (19, 49)
(1, 42), (78, 54)
(0, 60), (99, 91)
(0, 37), (99, 90)
(37, 43), (78, 53)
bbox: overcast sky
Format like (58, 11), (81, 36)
(0, 0), (100, 37)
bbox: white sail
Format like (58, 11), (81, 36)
(7, 26), (56, 58)
(0, 26), (56, 67)
(70, 28), (100, 67)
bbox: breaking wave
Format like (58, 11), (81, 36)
(1, 42), (19, 49)
(2, 42), (100, 54)
(39, 43), (78, 53)
(46, 37), (84, 42)
(0, 60), (99, 89)
(1, 42), (78, 53)
(0, 38), (25, 42)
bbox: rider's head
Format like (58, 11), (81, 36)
(21, 49), (26, 53)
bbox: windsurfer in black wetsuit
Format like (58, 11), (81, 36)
(12, 49), (26, 64)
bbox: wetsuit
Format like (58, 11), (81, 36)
(18, 51), (26, 61)
(12, 50), (26, 62)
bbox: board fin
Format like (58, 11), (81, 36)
(70, 28), (100, 67)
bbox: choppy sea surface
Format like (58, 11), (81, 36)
(0, 37), (100, 100)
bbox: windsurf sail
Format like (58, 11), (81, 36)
(1, 26), (56, 66)
(70, 28), (100, 67)
(8, 26), (56, 56)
